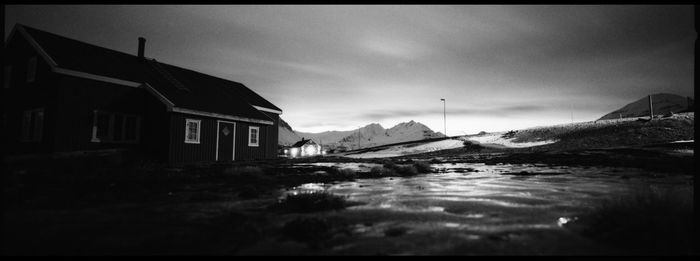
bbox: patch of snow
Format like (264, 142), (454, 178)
(671, 149), (693, 155)
(465, 133), (557, 148)
(346, 139), (464, 158)
(670, 140), (694, 144)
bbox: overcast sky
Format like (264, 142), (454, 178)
(5, 5), (695, 134)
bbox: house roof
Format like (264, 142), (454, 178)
(291, 139), (317, 148)
(14, 24), (281, 123)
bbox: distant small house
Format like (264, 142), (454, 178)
(286, 138), (322, 158)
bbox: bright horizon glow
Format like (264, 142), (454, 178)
(294, 111), (600, 135)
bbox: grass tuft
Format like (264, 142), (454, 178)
(222, 166), (264, 176)
(276, 191), (349, 213)
(384, 226), (409, 237)
(394, 165), (419, 176)
(367, 160), (432, 177)
(327, 167), (357, 180)
(412, 161), (432, 173)
(280, 217), (351, 249)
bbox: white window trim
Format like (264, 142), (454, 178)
(185, 119), (201, 144)
(248, 126), (260, 147)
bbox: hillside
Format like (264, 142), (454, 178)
(344, 112), (694, 159)
(278, 118), (302, 146)
(294, 120), (445, 149)
(483, 112), (694, 151)
(598, 93), (693, 120)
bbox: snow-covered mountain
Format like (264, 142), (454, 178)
(293, 120), (445, 150)
(598, 93), (694, 120)
(278, 118), (302, 146)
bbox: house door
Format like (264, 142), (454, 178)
(217, 121), (235, 161)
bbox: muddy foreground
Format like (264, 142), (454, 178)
(2, 142), (695, 255)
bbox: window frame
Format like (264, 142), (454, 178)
(20, 108), (44, 142)
(26, 56), (37, 83)
(185, 118), (201, 144)
(91, 110), (141, 143)
(248, 126), (260, 147)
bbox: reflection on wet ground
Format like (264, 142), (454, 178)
(290, 162), (383, 172)
(275, 162), (692, 255)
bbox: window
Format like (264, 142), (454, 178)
(91, 110), (140, 143)
(248, 126), (259, 147)
(20, 108), (44, 142)
(26, 56), (37, 83)
(94, 111), (111, 141)
(124, 116), (138, 141)
(185, 119), (201, 144)
(113, 114), (124, 142)
(4, 66), (12, 88)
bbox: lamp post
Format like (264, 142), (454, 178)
(357, 126), (361, 150)
(441, 98), (446, 137)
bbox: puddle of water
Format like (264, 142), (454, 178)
(279, 162), (691, 254)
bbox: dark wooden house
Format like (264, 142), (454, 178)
(2, 24), (282, 165)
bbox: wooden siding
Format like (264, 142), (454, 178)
(52, 74), (146, 152)
(168, 111), (278, 164)
(3, 33), (61, 154)
(168, 113), (217, 164)
(233, 121), (268, 161)
(2, 26), (281, 164)
(261, 111), (280, 159)
(138, 89), (171, 162)
(3, 30), (171, 162)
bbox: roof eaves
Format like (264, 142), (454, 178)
(172, 107), (274, 125)
(143, 83), (175, 109)
(15, 24), (58, 68)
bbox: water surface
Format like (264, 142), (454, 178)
(278, 162), (691, 255)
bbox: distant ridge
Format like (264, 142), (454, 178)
(279, 120), (445, 149)
(598, 93), (694, 120)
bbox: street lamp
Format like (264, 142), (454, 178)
(440, 98), (446, 137)
(357, 126), (361, 150)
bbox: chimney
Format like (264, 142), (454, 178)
(138, 37), (146, 58)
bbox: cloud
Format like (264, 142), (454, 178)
(359, 36), (431, 60)
(359, 105), (549, 121)
(5, 5), (694, 134)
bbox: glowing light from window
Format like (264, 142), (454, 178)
(557, 217), (577, 227)
(305, 145), (317, 156)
